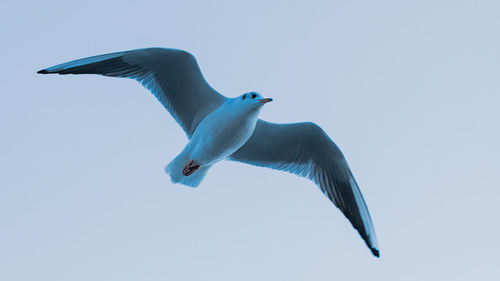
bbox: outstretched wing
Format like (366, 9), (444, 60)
(230, 120), (380, 257)
(38, 48), (227, 137)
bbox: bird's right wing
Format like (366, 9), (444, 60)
(37, 48), (227, 137)
(230, 120), (380, 257)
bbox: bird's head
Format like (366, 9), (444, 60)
(235, 92), (273, 109)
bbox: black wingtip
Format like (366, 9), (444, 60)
(37, 69), (49, 74)
(371, 248), (380, 258)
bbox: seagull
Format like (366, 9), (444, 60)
(37, 47), (380, 257)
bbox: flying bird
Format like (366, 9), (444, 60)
(38, 48), (380, 257)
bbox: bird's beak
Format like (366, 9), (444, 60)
(258, 98), (273, 104)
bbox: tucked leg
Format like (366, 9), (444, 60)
(182, 160), (200, 176)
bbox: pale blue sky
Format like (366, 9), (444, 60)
(1, 0), (500, 280)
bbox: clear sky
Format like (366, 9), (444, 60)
(1, 0), (500, 280)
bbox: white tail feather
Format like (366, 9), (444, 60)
(164, 151), (211, 187)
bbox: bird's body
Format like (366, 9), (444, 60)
(166, 93), (269, 187)
(189, 96), (264, 166)
(38, 47), (380, 257)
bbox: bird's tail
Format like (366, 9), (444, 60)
(164, 150), (211, 188)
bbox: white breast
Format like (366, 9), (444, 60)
(188, 100), (260, 165)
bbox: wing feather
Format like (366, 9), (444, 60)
(38, 48), (226, 137)
(230, 120), (380, 257)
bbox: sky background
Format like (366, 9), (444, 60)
(1, 0), (500, 280)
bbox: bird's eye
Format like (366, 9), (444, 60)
(242, 94), (246, 100)
(251, 93), (257, 99)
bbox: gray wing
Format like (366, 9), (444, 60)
(37, 48), (226, 137)
(230, 120), (380, 257)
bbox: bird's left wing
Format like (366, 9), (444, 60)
(38, 48), (226, 137)
(230, 120), (380, 257)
